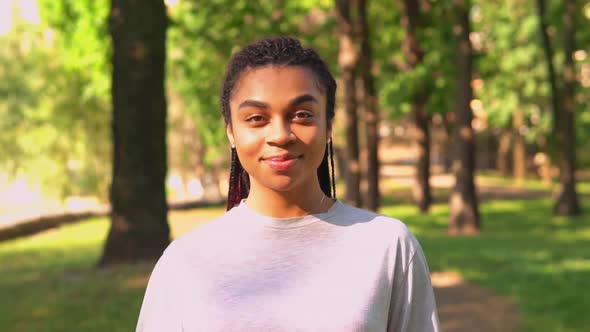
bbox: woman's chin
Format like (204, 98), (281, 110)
(256, 177), (305, 194)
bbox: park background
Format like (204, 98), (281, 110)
(1, 0), (589, 331)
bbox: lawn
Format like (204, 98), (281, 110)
(0, 208), (222, 332)
(383, 199), (590, 332)
(0, 185), (588, 331)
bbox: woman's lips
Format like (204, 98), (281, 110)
(264, 157), (299, 171)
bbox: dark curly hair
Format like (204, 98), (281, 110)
(221, 36), (337, 210)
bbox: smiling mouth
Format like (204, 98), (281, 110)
(263, 156), (301, 171)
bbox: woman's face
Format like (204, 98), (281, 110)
(227, 65), (329, 195)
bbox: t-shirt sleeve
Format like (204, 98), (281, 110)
(136, 245), (184, 332)
(388, 234), (440, 332)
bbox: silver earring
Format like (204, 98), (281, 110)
(231, 144), (235, 149)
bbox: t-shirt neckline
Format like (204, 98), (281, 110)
(231, 199), (342, 229)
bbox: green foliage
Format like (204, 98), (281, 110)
(0, 15), (110, 199)
(574, 2), (590, 167)
(372, 0), (456, 119)
(3, 0), (589, 200)
(37, 0), (110, 98)
(473, 0), (550, 136)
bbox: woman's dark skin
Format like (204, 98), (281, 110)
(226, 65), (334, 218)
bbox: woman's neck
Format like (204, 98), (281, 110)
(244, 184), (332, 218)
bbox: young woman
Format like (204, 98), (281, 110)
(137, 37), (440, 332)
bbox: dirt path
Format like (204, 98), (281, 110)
(432, 272), (520, 332)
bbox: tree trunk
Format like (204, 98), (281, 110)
(536, 0), (560, 131)
(400, 0), (431, 213)
(536, 0), (580, 215)
(481, 128), (497, 170)
(448, 0), (480, 235)
(332, 146), (348, 182)
(357, 0), (380, 211)
(536, 0), (560, 189)
(412, 99), (431, 212)
(496, 129), (512, 176)
(441, 114), (454, 172)
(512, 110), (526, 182)
(100, 0), (170, 266)
(554, 0), (581, 215)
(336, 0), (362, 207)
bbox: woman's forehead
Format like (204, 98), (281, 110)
(231, 65), (326, 102)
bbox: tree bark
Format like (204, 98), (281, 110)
(441, 114), (454, 172)
(400, 0), (431, 213)
(536, 0), (580, 215)
(481, 127), (497, 170)
(496, 129), (512, 176)
(100, 0), (170, 266)
(448, 0), (480, 235)
(554, 0), (581, 215)
(412, 99), (431, 212)
(336, 0), (362, 207)
(512, 110), (526, 182)
(356, 0), (380, 211)
(536, 0), (560, 130)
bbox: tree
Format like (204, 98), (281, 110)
(536, 0), (581, 215)
(356, 0), (380, 211)
(448, 0), (480, 235)
(473, 0), (551, 183)
(373, 0), (456, 212)
(335, 0), (362, 207)
(512, 109), (527, 181)
(556, 0), (581, 215)
(99, 0), (170, 266)
(400, 0), (431, 213)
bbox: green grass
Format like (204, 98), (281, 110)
(382, 198), (590, 332)
(0, 219), (152, 332)
(1, 192), (589, 331)
(476, 170), (590, 194)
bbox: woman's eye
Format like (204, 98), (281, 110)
(293, 111), (314, 120)
(246, 115), (265, 123)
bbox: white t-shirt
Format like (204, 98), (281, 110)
(137, 200), (440, 331)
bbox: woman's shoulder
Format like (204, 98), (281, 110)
(330, 201), (414, 237)
(329, 201), (424, 262)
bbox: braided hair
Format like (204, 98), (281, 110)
(221, 36), (337, 210)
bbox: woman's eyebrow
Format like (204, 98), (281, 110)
(238, 100), (269, 110)
(237, 94), (318, 111)
(289, 94), (318, 107)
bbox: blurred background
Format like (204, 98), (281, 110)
(0, 0), (589, 331)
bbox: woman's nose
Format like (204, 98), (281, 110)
(266, 119), (294, 145)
